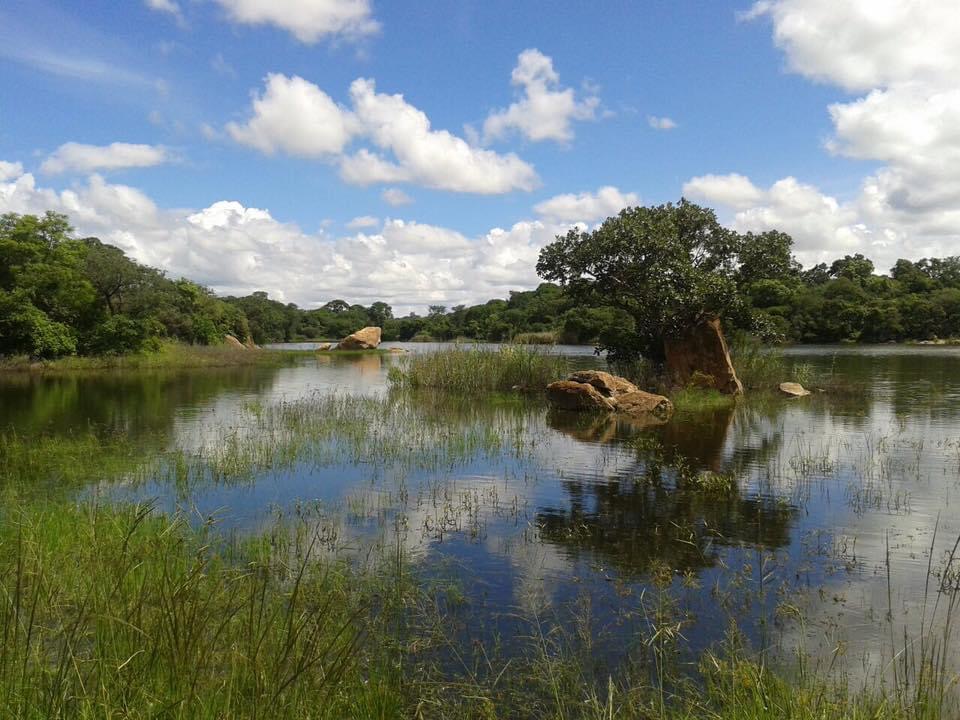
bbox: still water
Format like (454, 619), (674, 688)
(3, 343), (960, 689)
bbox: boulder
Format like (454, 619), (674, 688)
(315, 343), (332, 352)
(664, 317), (743, 395)
(337, 326), (382, 350)
(779, 382), (811, 397)
(224, 334), (246, 349)
(545, 380), (616, 412)
(616, 390), (674, 420)
(567, 370), (638, 398)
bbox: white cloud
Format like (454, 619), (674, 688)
(227, 74), (356, 158)
(346, 215), (378, 229)
(212, 0), (378, 43)
(0, 163), (581, 313)
(686, 0), (960, 271)
(40, 142), (172, 175)
(229, 74), (539, 194)
(382, 188), (412, 206)
(744, 0), (960, 92)
(534, 186), (639, 223)
(647, 115), (677, 130)
(483, 49), (598, 144)
(145, 0), (183, 22)
(0, 161), (24, 182)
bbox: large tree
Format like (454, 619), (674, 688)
(536, 200), (779, 364)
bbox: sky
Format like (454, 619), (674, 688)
(1, 0), (958, 312)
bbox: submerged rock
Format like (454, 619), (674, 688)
(616, 390), (674, 420)
(779, 382), (811, 397)
(546, 371), (674, 424)
(315, 343), (332, 351)
(337, 326), (382, 350)
(545, 380), (616, 412)
(664, 317), (743, 395)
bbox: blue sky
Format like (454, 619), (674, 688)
(1, 0), (956, 310)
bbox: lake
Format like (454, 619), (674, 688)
(3, 342), (960, 699)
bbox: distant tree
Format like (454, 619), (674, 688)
(368, 301), (393, 327)
(322, 299), (350, 313)
(830, 254), (874, 284)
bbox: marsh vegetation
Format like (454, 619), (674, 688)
(1, 344), (959, 717)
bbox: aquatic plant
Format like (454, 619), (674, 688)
(388, 344), (568, 393)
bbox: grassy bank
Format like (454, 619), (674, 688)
(388, 344), (568, 393)
(0, 341), (302, 373)
(0, 500), (952, 719)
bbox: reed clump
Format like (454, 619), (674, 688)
(511, 331), (558, 345)
(389, 345), (568, 393)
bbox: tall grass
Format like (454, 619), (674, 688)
(512, 331), (558, 345)
(389, 344), (568, 393)
(0, 502), (402, 719)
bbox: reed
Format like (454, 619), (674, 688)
(388, 344), (568, 393)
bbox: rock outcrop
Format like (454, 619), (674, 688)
(545, 380), (616, 412)
(779, 382), (811, 397)
(546, 371), (673, 423)
(337, 326), (382, 350)
(664, 317), (743, 395)
(224, 334), (246, 349)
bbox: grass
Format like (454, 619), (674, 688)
(388, 344), (568, 393)
(671, 387), (737, 413)
(512, 331), (559, 345)
(1, 499), (955, 719)
(0, 341), (302, 374)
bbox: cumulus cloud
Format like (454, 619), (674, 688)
(229, 74), (538, 194)
(534, 186), (639, 223)
(483, 49), (598, 144)
(382, 188), (412, 206)
(0, 161), (24, 182)
(40, 142), (172, 175)
(689, 0), (960, 271)
(0, 164), (577, 313)
(227, 74), (356, 157)
(212, 0), (378, 43)
(647, 115), (677, 130)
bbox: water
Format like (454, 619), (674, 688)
(3, 342), (960, 689)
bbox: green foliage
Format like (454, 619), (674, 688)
(537, 200), (758, 364)
(389, 345), (568, 393)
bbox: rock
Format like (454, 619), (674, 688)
(779, 382), (811, 397)
(664, 317), (743, 395)
(388, 347), (407, 353)
(337, 326), (382, 350)
(224, 334), (246, 349)
(616, 390), (674, 420)
(545, 380), (616, 412)
(315, 343), (332, 352)
(567, 370), (638, 398)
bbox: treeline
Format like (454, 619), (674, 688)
(5, 210), (960, 359)
(1, 212), (249, 358)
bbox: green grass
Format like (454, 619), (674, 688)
(388, 344), (568, 393)
(0, 341), (301, 373)
(1, 499), (953, 720)
(671, 387), (738, 413)
(512, 331), (559, 345)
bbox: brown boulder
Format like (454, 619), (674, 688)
(567, 370), (638, 398)
(224, 334), (246, 349)
(315, 343), (332, 352)
(545, 380), (616, 412)
(664, 317), (743, 395)
(616, 390), (674, 420)
(779, 382), (811, 397)
(337, 326), (382, 350)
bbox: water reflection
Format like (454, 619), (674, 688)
(4, 343), (960, 694)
